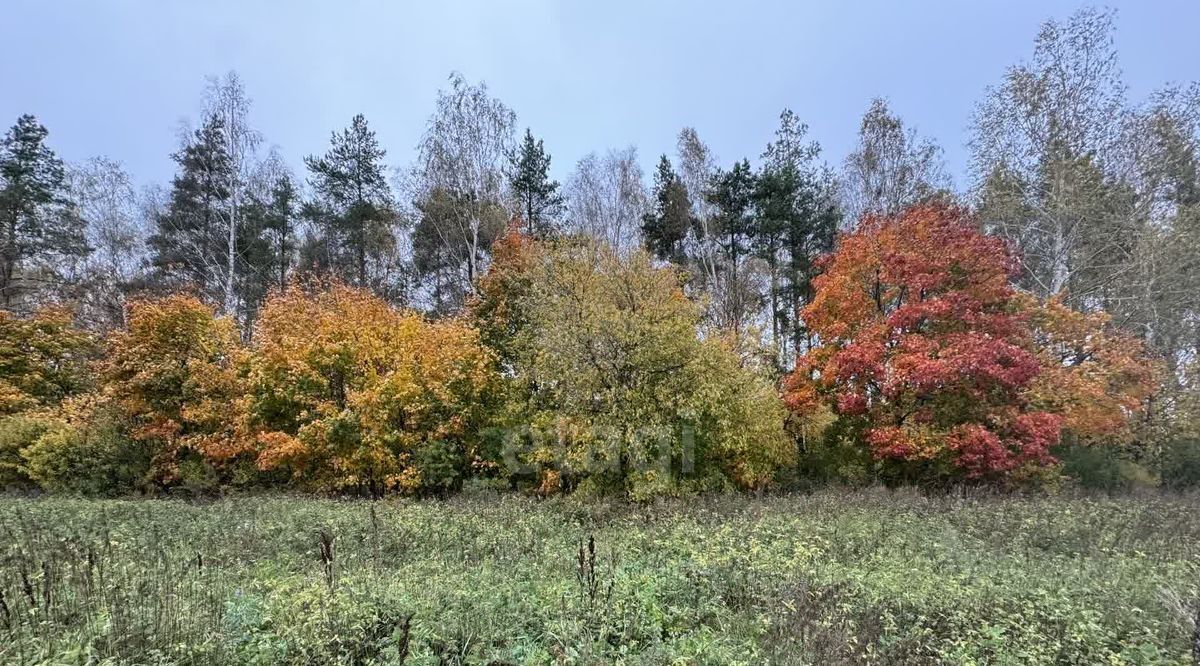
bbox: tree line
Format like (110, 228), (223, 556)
(1, 7), (1198, 495)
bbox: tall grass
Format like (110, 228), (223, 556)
(0, 491), (1198, 664)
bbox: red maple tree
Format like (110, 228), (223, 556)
(784, 204), (1063, 480)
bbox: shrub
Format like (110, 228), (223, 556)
(0, 413), (54, 489)
(1160, 437), (1200, 491)
(1054, 444), (1155, 493)
(788, 412), (875, 489)
(22, 409), (152, 496)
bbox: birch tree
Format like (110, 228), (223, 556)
(970, 8), (1136, 306)
(203, 72), (261, 313)
(66, 157), (143, 328)
(565, 147), (648, 255)
(415, 73), (516, 294)
(841, 98), (949, 224)
(676, 128), (719, 286)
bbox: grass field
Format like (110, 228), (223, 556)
(1, 491), (1198, 665)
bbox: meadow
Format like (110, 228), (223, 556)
(2, 490), (1198, 665)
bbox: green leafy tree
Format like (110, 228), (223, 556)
(0, 115), (88, 309)
(475, 236), (792, 498)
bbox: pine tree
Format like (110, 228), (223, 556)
(641, 155), (691, 263)
(236, 174), (297, 327)
(262, 176), (297, 291)
(754, 110), (839, 363)
(707, 159), (757, 273)
(754, 163), (838, 362)
(149, 114), (233, 303)
(704, 159), (759, 335)
(0, 115), (88, 309)
(510, 128), (564, 237)
(304, 114), (395, 287)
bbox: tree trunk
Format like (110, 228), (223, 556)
(225, 194), (236, 313)
(769, 256), (780, 367)
(2, 208), (19, 309)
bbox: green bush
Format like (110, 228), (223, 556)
(413, 440), (464, 496)
(0, 413), (53, 489)
(788, 414), (873, 489)
(1055, 444), (1155, 493)
(22, 408), (152, 495)
(1161, 437), (1200, 490)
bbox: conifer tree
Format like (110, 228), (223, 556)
(0, 115), (88, 309)
(510, 128), (564, 237)
(149, 114), (233, 303)
(304, 114), (395, 288)
(641, 155), (691, 263)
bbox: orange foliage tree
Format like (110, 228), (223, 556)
(248, 283), (498, 495)
(784, 204), (1151, 482)
(1018, 294), (1157, 443)
(99, 295), (250, 486)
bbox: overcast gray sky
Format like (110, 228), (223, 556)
(3, 1), (1198, 192)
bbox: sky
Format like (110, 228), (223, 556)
(3, 1), (1199, 194)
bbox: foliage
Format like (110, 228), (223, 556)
(0, 114), (88, 309)
(248, 282), (498, 495)
(785, 204), (1061, 483)
(469, 225), (538, 370)
(1, 492), (1198, 664)
(99, 294), (249, 487)
(510, 128), (564, 238)
(641, 155), (692, 263)
(1161, 437), (1200, 491)
(476, 235), (792, 497)
(0, 307), (95, 415)
(413, 72), (517, 302)
(0, 413), (54, 488)
(1054, 444), (1155, 493)
(786, 204), (1157, 485)
(753, 113), (840, 361)
(411, 187), (508, 314)
(303, 114), (397, 289)
(148, 114), (234, 303)
(1019, 293), (1158, 444)
(21, 396), (153, 495)
(841, 97), (949, 221)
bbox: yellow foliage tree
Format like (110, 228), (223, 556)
(248, 283), (498, 495)
(1018, 294), (1158, 444)
(0, 307), (95, 415)
(99, 295), (250, 486)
